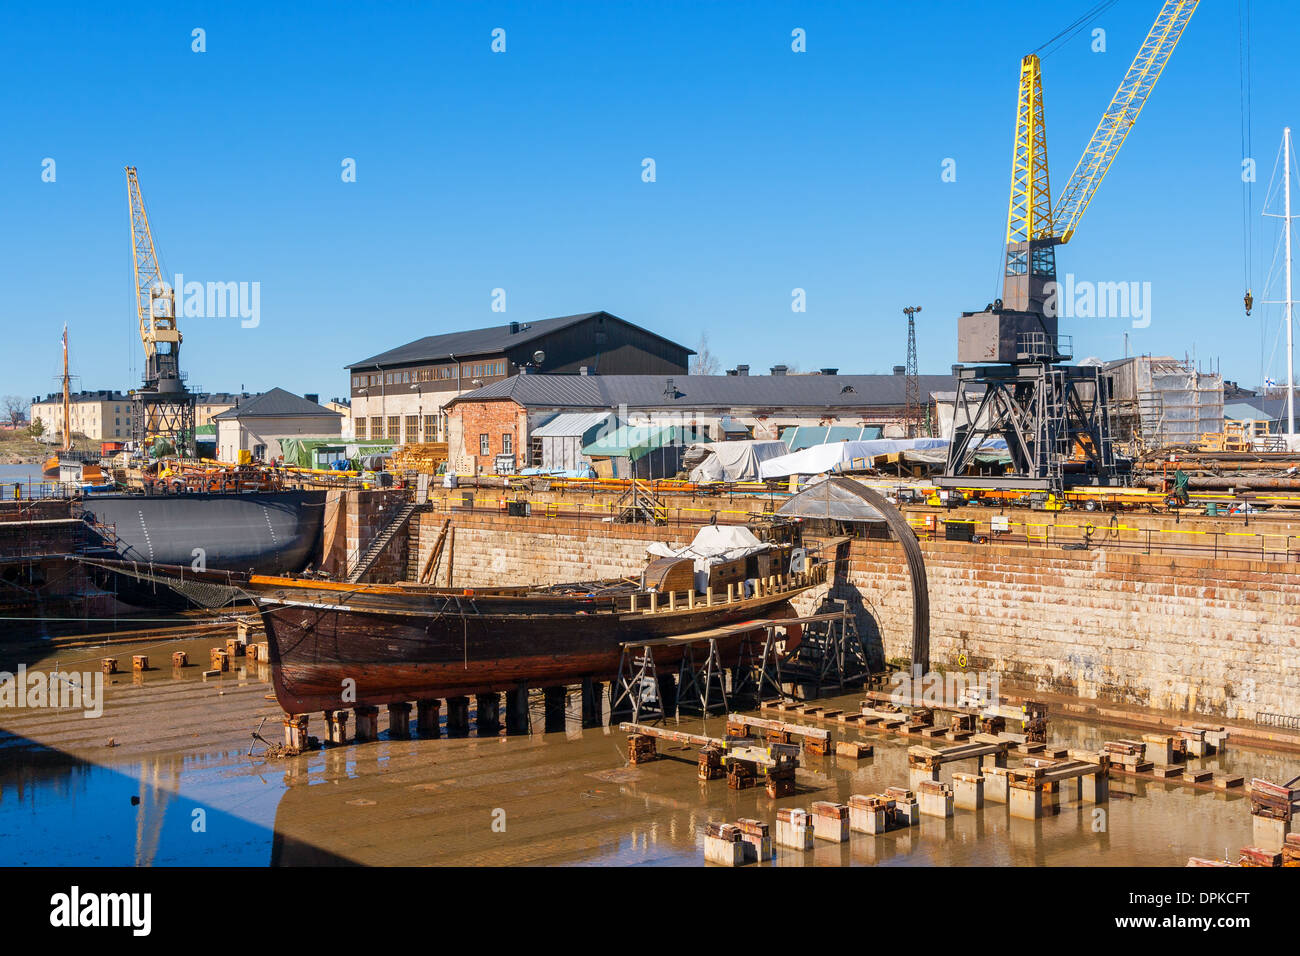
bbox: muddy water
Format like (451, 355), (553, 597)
(0, 636), (1289, 866)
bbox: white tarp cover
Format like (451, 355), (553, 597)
(758, 438), (950, 478)
(687, 440), (789, 482)
(646, 525), (771, 592)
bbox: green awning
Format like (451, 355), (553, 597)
(582, 424), (703, 462)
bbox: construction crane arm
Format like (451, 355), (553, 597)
(1050, 0), (1198, 244)
(126, 166), (180, 364)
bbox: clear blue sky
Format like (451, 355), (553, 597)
(2, 0), (1295, 404)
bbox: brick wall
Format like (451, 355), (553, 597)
(837, 537), (1300, 721)
(318, 489), (410, 581)
(448, 399), (527, 475)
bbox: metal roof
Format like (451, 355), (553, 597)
(346, 311), (692, 369)
(446, 372), (958, 411)
(212, 388), (341, 420)
(776, 478), (887, 523)
(530, 411), (614, 438)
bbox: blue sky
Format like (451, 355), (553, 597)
(2, 0), (1296, 403)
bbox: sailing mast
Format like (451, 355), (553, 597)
(61, 325), (72, 453)
(1285, 127), (1295, 437)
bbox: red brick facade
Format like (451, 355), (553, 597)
(453, 399), (527, 473)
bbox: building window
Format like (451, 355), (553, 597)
(253, 444), (266, 459)
(404, 415), (418, 443)
(370, 416), (383, 439)
(356, 418), (367, 440)
(424, 415), (438, 442)
(479, 434), (490, 456)
(502, 433), (513, 456)
(388, 416), (399, 441)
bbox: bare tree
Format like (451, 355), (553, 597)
(691, 334), (721, 376)
(1, 395), (25, 427)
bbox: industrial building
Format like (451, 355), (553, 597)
(345, 311), (692, 447)
(214, 388), (343, 463)
(1103, 355), (1225, 451)
(441, 368), (957, 474)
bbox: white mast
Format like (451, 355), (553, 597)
(1286, 126), (1295, 436)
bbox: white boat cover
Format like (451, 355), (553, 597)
(758, 438), (950, 478)
(686, 440), (790, 482)
(646, 525), (771, 592)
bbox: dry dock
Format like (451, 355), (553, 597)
(0, 630), (1292, 866)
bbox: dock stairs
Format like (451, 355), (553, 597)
(347, 501), (424, 583)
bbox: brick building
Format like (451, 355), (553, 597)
(345, 311), (691, 447)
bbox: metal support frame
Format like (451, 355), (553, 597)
(610, 645), (664, 722)
(779, 602), (870, 697)
(131, 390), (196, 457)
(676, 639), (728, 716)
(940, 361), (1127, 493)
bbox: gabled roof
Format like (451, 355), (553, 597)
(346, 311), (692, 369)
(212, 388), (341, 420)
(445, 373), (959, 411)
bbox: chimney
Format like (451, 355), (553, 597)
(770, 365), (788, 376)
(893, 365), (905, 376)
(304, 393), (319, 405)
(736, 365), (750, 377)
(820, 368), (838, 376)
(509, 321), (520, 333)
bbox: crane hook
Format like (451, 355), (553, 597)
(1244, 289), (1254, 316)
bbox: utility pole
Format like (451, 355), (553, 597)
(903, 306), (922, 437)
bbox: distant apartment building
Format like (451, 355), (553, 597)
(30, 391), (135, 443)
(345, 311), (691, 446)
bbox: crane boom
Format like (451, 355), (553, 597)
(1051, 0), (1198, 244)
(126, 166), (180, 378)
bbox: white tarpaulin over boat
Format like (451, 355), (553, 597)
(646, 525), (771, 592)
(686, 440), (789, 482)
(758, 438), (950, 478)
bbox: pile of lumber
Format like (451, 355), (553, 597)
(390, 442), (448, 474)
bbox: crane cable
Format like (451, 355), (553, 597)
(1029, 0), (1121, 59)
(1239, 0), (1254, 316)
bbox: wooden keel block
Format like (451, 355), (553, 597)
(283, 714), (309, 753)
(101, 658), (117, 675)
(387, 702), (412, 738)
(132, 655), (149, 672)
(171, 651), (188, 668)
(353, 705), (379, 743)
(326, 709), (349, 745)
(416, 699), (441, 736)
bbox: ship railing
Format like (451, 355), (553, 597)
(625, 561), (828, 613)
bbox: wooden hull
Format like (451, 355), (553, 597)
(255, 585), (810, 714)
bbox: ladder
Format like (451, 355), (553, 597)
(346, 501), (422, 583)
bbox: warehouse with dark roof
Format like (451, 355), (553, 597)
(344, 312), (692, 445)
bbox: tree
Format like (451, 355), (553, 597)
(28, 418), (44, 438)
(1, 395), (24, 426)
(691, 334), (721, 376)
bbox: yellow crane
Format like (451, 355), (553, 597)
(1002, 1), (1199, 314)
(945, 2), (1198, 493)
(125, 167), (195, 455)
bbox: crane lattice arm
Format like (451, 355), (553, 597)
(126, 166), (180, 370)
(1050, 0), (1198, 244)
